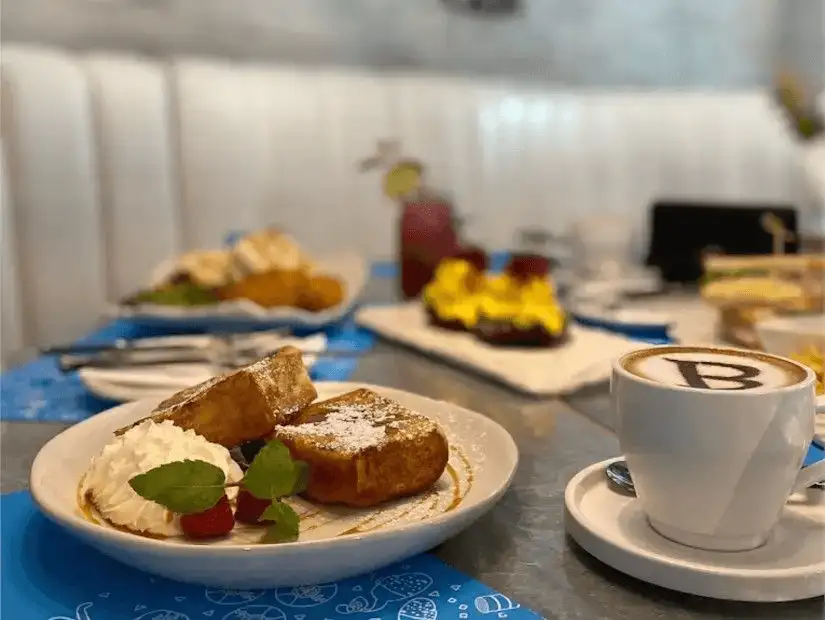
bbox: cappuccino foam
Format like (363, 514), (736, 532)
(621, 346), (808, 392)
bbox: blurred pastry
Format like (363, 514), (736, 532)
(217, 269), (309, 308)
(171, 250), (234, 288)
(702, 276), (808, 309)
(701, 253), (825, 346)
(123, 228), (352, 312)
(474, 277), (568, 347)
(422, 258), (484, 331)
(422, 257), (567, 347)
(233, 228), (315, 276)
(298, 274), (346, 312)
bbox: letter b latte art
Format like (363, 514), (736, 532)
(612, 345), (825, 552)
(621, 346), (808, 392)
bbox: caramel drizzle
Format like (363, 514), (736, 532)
(76, 445), (476, 542)
(336, 445), (474, 536)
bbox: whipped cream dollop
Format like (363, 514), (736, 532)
(81, 420), (243, 537)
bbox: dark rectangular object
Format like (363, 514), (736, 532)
(645, 201), (799, 283)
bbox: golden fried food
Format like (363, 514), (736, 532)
(297, 275), (345, 312)
(217, 269), (309, 308)
(791, 345), (824, 394)
(271, 388), (449, 508)
(233, 228), (315, 274)
(116, 346), (317, 447)
(173, 250), (235, 288)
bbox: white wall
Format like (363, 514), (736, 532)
(1, 0), (790, 88)
(1, 46), (815, 359)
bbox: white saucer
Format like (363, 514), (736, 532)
(564, 458), (825, 602)
(570, 303), (671, 332)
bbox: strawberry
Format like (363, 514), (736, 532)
(180, 495), (235, 539)
(235, 489), (273, 525)
(505, 253), (550, 282)
(454, 246), (488, 272)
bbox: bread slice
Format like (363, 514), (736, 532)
(232, 228), (314, 275)
(116, 346), (317, 447)
(270, 388), (449, 508)
(172, 249), (234, 288)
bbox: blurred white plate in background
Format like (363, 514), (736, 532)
(79, 333), (327, 402)
(112, 253), (366, 330)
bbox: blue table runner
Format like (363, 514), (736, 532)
(1, 317), (374, 423)
(0, 491), (542, 620)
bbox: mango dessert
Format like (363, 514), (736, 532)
(422, 258), (568, 348)
(422, 258), (484, 331)
(474, 275), (568, 347)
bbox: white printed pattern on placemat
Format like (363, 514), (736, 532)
(356, 303), (642, 396)
(46, 571), (528, 620)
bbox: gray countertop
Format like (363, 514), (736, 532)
(2, 280), (823, 619)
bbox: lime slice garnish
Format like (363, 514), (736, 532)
(383, 160), (423, 199)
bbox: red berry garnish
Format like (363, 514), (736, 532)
(179, 495), (235, 539)
(235, 489), (273, 525)
(454, 246), (488, 272)
(505, 253), (550, 281)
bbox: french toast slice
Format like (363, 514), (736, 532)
(270, 388), (449, 508)
(116, 346), (317, 447)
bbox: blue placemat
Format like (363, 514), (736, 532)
(1, 318), (375, 423)
(805, 439), (825, 468)
(0, 491), (541, 620)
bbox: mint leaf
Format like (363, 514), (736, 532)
(129, 460), (226, 514)
(261, 500), (300, 543)
(242, 440), (307, 500)
(291, 460), (310, 495)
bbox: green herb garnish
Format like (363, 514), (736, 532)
(129, 440), (307, 543)
(260, 501), (302, 543)
(129, 460), (227, 514)
(242, 441), (308, 500)
(126, 282), (219, 307)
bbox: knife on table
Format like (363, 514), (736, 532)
(41, 331), (291, 357)
(57, 348), (368, 373)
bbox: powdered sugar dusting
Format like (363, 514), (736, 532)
(274, 398), (439, 454)
(84, 387), (515, 546)
(247, 347), (316, 423)
(153, 374), (223, 413)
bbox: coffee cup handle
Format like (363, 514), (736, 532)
(791, 395), (825, 494)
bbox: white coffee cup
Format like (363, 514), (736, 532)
(612, 344), (825, 552)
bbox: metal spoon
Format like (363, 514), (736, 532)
(605, 459), (825, 494)
(605, 460), (635, 495)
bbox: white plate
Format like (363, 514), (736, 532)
(356, 303), (643, 396)
(564, 458), (825, 602)
(570, 303), (672, 332)
(78, 334), (328, 403)
(561, 268), (663, 300)
(755, 313), (825, 358)
(30, 382), (518, 588)
(626, 295), (721, 346)
(754, 314), (825, 442)
(112, 253), (366, 329)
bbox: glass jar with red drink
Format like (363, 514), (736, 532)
(398, 190), (460, 299)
